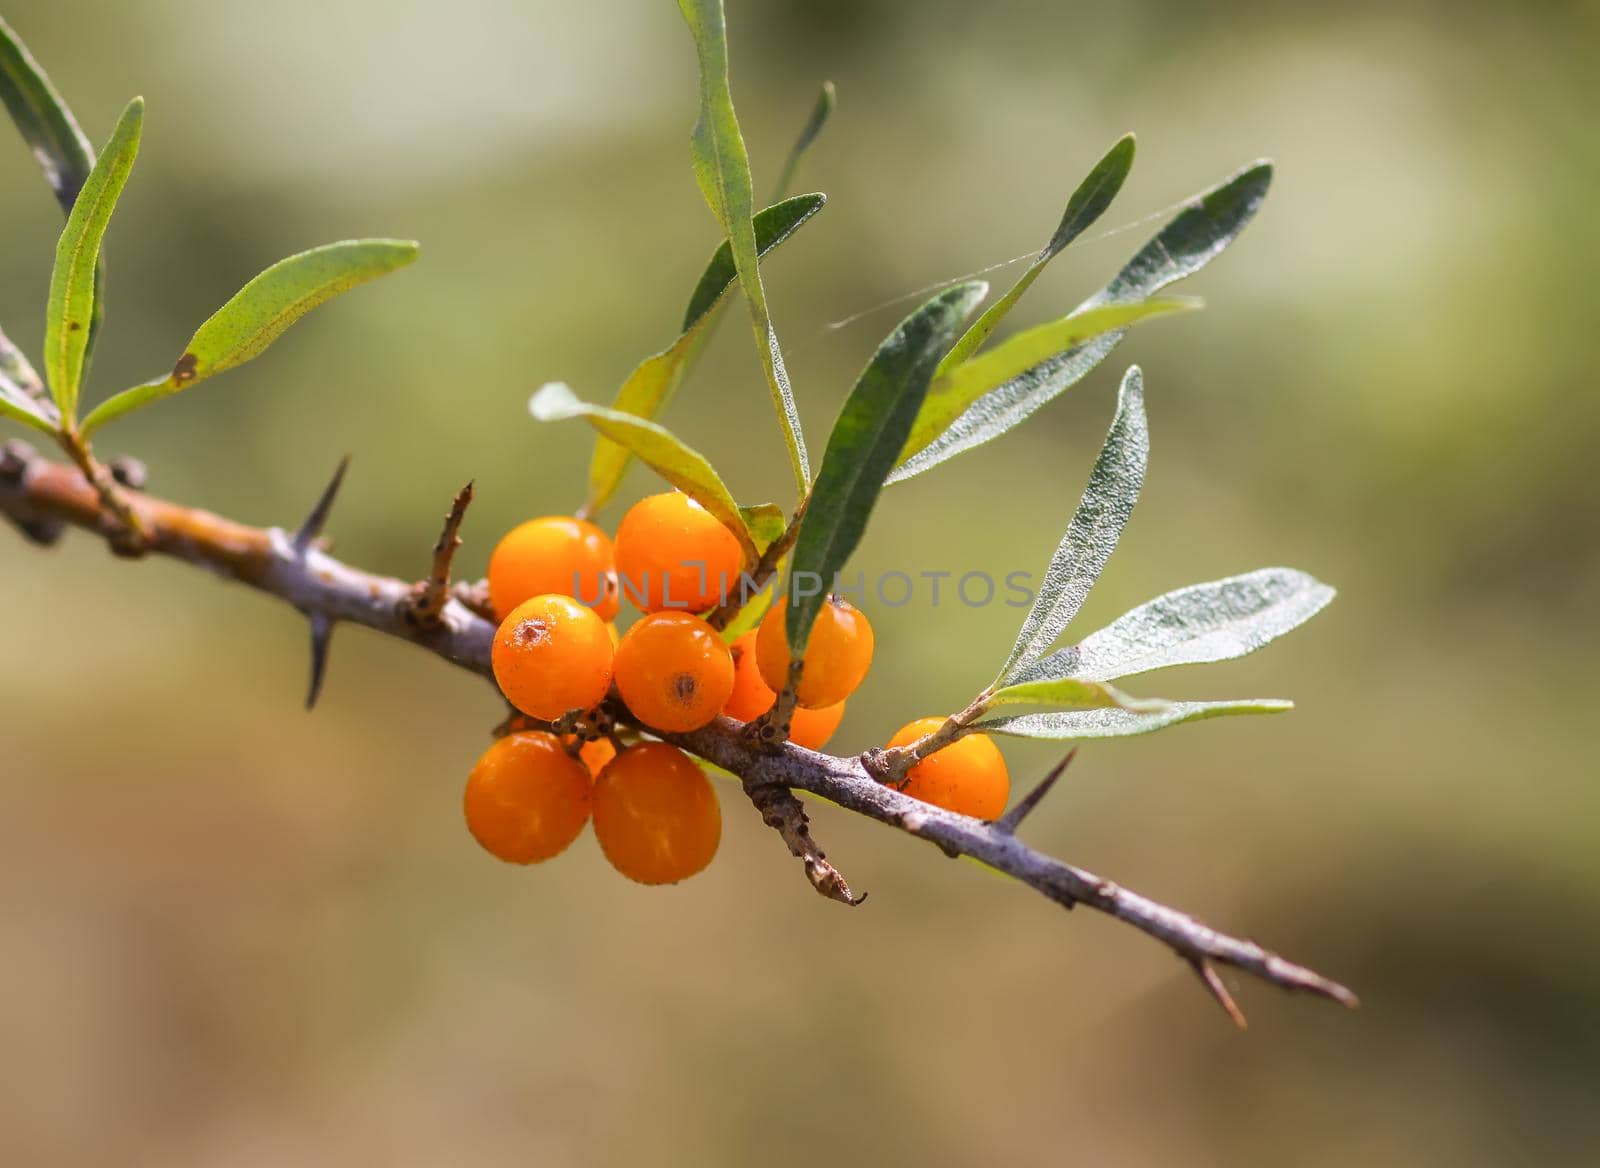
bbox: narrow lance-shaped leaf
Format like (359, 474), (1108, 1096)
(1, 19), (110, 367)
(0, 374), (56, 436)
(937, 133), (1135, 376)
(786, 281), (985, 653)
(0, 328), (55, 433)
(588, 194), (826, 514)
(978, 699), (1293, 741)
(900, 299), (1188, 466)
(994, 366), (1148, 684)
(532, 382), (759, 565)
(80, 239), (418, 436)
(0, 326), (57, 431)
(678, 0), (809, 495)
(984, 676), (1168, 714)
(891, 161), (1272, 483)
(770, 80), (835, 202)
(44, 96), (142, 423)
(0, 17), (94, 213)
(1018, 568), (1336, 684)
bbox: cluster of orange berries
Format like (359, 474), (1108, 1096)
(462, 490), (1009, 884)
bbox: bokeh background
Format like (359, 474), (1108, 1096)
(3, 1), (1597, 1164)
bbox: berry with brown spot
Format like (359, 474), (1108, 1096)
(613, 610), (734, 732)
(491, 593), (614, 720)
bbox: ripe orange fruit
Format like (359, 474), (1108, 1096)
(722, 632), (776, 721)
(755, 595), (874, 708)
(592, 742), (721, 884)
(488, 516), (619, 621)
(885, 717), (1010, 820)
(723, 632), (844, 748)
(491, 594), (614, 720)
(463, 731), (592, 863)
(614, 491), (743, 613)
(614, 611), (734, 732)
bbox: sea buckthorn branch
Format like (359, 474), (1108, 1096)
(742, 780), (864, 906)
(671, 716), (1358, 1020)
(55, 425), (146, 552)
(407, 479), (476, 629)
(1, 436), (1356, 1022)
(864, 691), (992, 783)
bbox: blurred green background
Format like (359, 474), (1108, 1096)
(3, 1), (1598, 1164)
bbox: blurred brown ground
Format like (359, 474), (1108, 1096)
(2, 1), (1597, 1164)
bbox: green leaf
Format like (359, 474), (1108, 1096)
(43, 96), (142, 423)
(770, 80), (835, 201)
(0, 375), (56, 435)
(719, 576), (778, 644)
(995, 366), (1147, 683)
(0, 17), (94, 215)
(678, 0), (809, 495)
(587, 194), (826, 514)
(1, 19), (110, 369)
(978, 698), (1292, 741)
(531, 381), (759, 564)
(0, 327), (56, 431)
(80, 239), (418, 436)
(681, 194), (826, 332)
(937, 133), (1135, 376)
(738, 503), (787, 553)
(898, 300), (1187, 468)
(785, 281), (985, 654)
(1019, 568), (1336, 684)
(985, 676), (1167, 714)
(891, 161), (1272, 482)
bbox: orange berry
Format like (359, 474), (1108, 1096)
(886, 717), (1010, 820)
(592, 743), (720, 884)
(755, 595), (874, 708)
(614, 611), (734, 732)
(463, 731), (592, 863)
(722, 632), (776, 722)
(488, 516), (619, 621)
(614, 491), (743, 613)
(788, 701), (845, 751)
(723, 633), (843, 748)
(492, 594), (614, 720)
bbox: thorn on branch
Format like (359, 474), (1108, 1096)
(745, 781), (865, 906)
(407, 480), (475, 629)
(994, 749), (1076, 835)
(292, 456), (350, 556)
(305, 611), (335, 710)
(1190, 957), (1248, 1029)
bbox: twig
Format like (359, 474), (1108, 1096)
(864, 691), (990, 783)
(744, 780), (864, 906)
(0, 440), (1357, 1021)
(408, 479), (475, 628)
(1191, 957), (1249, 1029)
